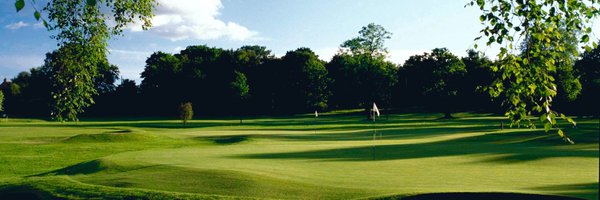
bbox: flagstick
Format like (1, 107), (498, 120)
(314, 110), (318, 134)
(372, 109), (376, 160)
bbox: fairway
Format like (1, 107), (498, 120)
(0, 112), (598, 199)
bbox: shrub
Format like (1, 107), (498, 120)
(179, 102), (193, 125)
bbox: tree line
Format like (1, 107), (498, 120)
(1, 23), (598, 119)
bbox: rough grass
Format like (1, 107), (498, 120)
(0, 112), (597, 199)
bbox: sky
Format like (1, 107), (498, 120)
(0, 0), (496, 82)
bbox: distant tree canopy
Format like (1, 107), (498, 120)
(2, 22), (597, 120)
(328, 54), (397, 111)
(340, 23), (392, 58)
(330, 23), (398, 112)
(572, 42), (600, 115)
(278, 48), (331, 112)
(401, 48), (466, 118)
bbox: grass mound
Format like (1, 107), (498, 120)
(75, 164), (371, 199)
(62, 129), (151, 143)
(0, 113), (597, 199)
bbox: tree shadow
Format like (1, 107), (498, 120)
(233, 129), (598, 163)
(31, 159), (163, 177)
(199, 135), (250, 145)
(530, 182), (599, 200)
(0, 185), (62, 200)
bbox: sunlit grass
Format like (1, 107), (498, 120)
(0, 112), (597, 199)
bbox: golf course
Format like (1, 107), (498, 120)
(0, 111), (597, 199)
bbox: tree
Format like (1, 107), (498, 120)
(230, 70), (250, 124)
(15, 0), (156, 121)
(573, 43), (600, 116)
(329, 54), (397, 112)
(340, 23), (392, 58)
(401, 48), (466, 118)
(44, 45), (99, 121)
(233, 46), (275, 114)
(460, 49), (497, 112)
(470, 0), (599, 143)
(0, 91), (4, 112)
(179, 102), (193, 125)
(330, 23), (397, 113)
(5, 67), (52, 117)
(140, 52), (182, 116)
(95, 62), (120, 95)
(278, 48), (331, 113)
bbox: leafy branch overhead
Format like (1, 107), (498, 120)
(469, 0), (599, 143)
(14, 0), (156, 121)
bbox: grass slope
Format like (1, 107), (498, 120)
(0, 112), (598, 199)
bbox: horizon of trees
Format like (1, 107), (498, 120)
(1, 25), (598, 119)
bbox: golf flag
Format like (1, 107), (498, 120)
(372, 103), (380, 117)
(314, 110), (318, 117)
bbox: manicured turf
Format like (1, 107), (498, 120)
(0, 112), (598, 199)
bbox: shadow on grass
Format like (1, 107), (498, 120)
(0, 121), (227, 129)
(32, 159), (162, 177)
(375, 192), (585, 200)
(531, 182), (599, 200)
(234, 128), (598, 163)
(200, 135), (250, 145)
(0, 185), (62, 200)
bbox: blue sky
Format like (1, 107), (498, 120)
(1, 0), (493, 81)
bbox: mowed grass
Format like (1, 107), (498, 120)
(0, 112), (597, 199)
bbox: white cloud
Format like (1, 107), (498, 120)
(388, 49), (427, 65)
(130, 0), (258, 41)
(108, 48), (152, 58)
(33, 22), (45, 29)
(314, 47), (339, 62)
(5, 21), (29, 30)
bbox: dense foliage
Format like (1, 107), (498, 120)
(15, 0), (156, 121)
(401, 48), (467, 118)
(179, 102), (193, 125)
(2, 23), (597, 121)
(470, 0), (599, 143)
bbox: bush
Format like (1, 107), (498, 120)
(179, 102), (193, 125)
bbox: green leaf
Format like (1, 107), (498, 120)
(15, 0), (25, 12)
(539, 113), (546, 122)
(582, 35), (590, 43)
(34, 11), (41, 21)
(557, 129), (564, 137)
(87, 0), (96, 7)
(514, 27), (521, 32)
(544, 122), (552, 132)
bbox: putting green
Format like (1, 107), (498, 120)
(0, 112), (597, 199)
